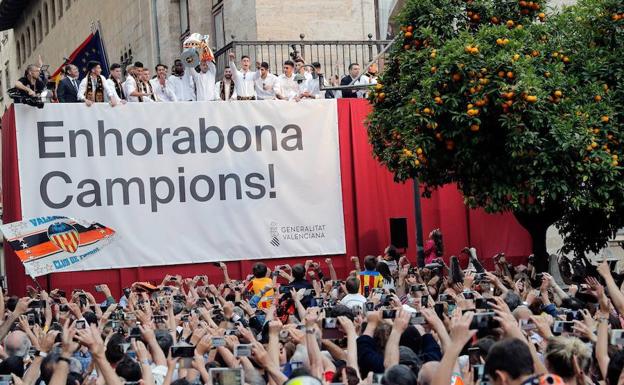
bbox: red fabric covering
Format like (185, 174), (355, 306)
(1, 100), (531, 298)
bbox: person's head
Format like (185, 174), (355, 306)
(382, 365), (418, 385)
(173, 59), (184, 75)
(199, 61), (210, 73)
(292, 264), (306, 281)
(606, 350), (624, 385)
(348, 63), (360, 77)
(283, 60), (294, 76)
(154, 329), (174, 357)
(109, 63), (122, 80)
(345, 276), (360, 294)
(429, 229), (444, 257)
(260, 61), (269, 77)
(417, 361), (440, 385)
(312, 62), (321, 74)
(384, 245), (399, 261)
(142, 68), (151, 81)
(485, 339), (534, 385)
(295, 58), (305, 73)
(156, 64), (168, 78)
(0, 355), (24, 377)
(224, 66), (233, 80)
(87, 61), (102, 76)
(544, 336), (591, 381)
(253, 262), (268, 278)
(134, 61), (144, 70)
(4, 330), (31, 357)
(368, 63), (378, 75)
(105, 333), (126, 364)
(502, 291), (523, 312)
(25, 64), (41, 79)
(377, 261), (393, 283)
(364, 255), (377, 271)
(66, 371), (82, 385)
(241, 55), (251, 70)
(115, 356), (142, 381)
(64, 64), (79, 78)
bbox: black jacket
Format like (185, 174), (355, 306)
(57, 76), (80, 103)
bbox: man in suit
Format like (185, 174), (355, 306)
(56, 64), (80, 103)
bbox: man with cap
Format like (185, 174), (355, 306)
(254, 62), (277, 100)
(77, 61), (118, 106)
(124, 61), (152, 102)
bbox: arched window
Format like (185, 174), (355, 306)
(58, 0), (63, 18)
(26, 28), (31, 58)
(51, 0), (56, 27)
(43, 3), (49, 35)
(31, 20), (37, 49)
(20, 34), (25, 64)
(16, 40), (21, 66)
(37, 12), (43, 42)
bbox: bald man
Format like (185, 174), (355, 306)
(4, 330), (31, 357)
(417, 361), (440, 385)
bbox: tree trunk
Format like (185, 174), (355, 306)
(513, 209), (560, 273)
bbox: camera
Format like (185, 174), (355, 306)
(75, 320), (87, 330)
(382, 309), (396, 319)
(322, 317), (338, 329)
(211, 336), (226, 347)
(365, 302), (375, 311)
(610, 329), (624, 345)
(410, 312), (426, 325)
(171, 345), (196, 358)
(8, 88), (45, 108)
(469, 312), (499, 330)
(553, 321), (575, 334)
(234, 344), (252, 357)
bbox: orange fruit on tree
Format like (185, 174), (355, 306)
(554, 90), (562, 98)
(434, 96), (443, 105)
(405, 32), (413, 38)
(423, 107), (432, 115)
(498, 71), (506, 78)
(407, 26), (414, 32)
(452, 73), (462, 81)
(431, 66), (437, 73)
(470, 124), (480, 132)
(591, 141), (598, 149)
(526, 95), (538, 103)
(491, 16), (500, 24)
(538, 12), (546, 19)
(507, 71), (515, 79)
(594, 95), (602, 102)
(506, 19), (515, 27)
(601, 116), (610, 123)
(375, 83), (383, 91)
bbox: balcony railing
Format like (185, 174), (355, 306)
(213, 34), (392, 80)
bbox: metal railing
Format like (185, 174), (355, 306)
(213, 34), (391, 80)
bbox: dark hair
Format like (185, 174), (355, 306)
(385, 245), (399, 260)
(63, 64), (76, 75)
(260, 62), (269, 70)
(0, 355), (24, 377)
(348, 63), (360, 70)
(364, 255), (377, 271)
(332, 366), (359, 385)
(6, 296), (18, 312)
(241, 55), (250, 60)
(382, 365), (417, 385)
(345, 277), (360, 294)
(252, 262), (268, 278)
(41, 353), (60, 383)
(312, 62), (321, 68)
(485, 339), (534, 380)
(326, 304), (354, 320)
(561, 297), (586, 311)
(606, 350), (624, 385)
(431, 229), (444, 257)
(284, 60), (294, 68)
(83, 311), (98, 325)
(292, 264), (306, 280)
(502, 291), (523, 312)
(377, 261), (393, 284)
(134, 61), (144, 68)
(224, 65), (231, 69)
(66, 371), (83, 385)
(174, 59), (182, 65)
(171, 380), (191, 385)
(294, 58), (304, 64)
(105, 333), (125, 364)
(156, 63), (168, 71)
(110, 63), (121, 71)
(115, 356), (142, 381)
(154, 329), (174, 357)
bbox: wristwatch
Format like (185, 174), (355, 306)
(305, 327), (316, 334)
(34, 350), (48, 358)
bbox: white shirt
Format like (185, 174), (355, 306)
(355, 74), (371, 98)
(302, 75), (326, 99)
(77, 74), (117, 102)
(229, 60), (258, 98)
(106, 78), (126, 102)
(275, 73), (300, 100)
(340, 293), (367, 309)
(189, 62), (217, 101)
(123, 75), (141, 102)
(168, 72), (195, 101)
(214, 80), (237, 101)
(149, 78), (178, 102)
(254, 73), (278, 100)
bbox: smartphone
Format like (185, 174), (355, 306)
(279, 286), (291, 294)
(322, 317), (344, 339)
(434, 302), (445, 319)
(211, 336), (226, 347)
(314, 297), (325, 307)
(382, 309), (397, 319)
(234, 344), (252, 357)
(468, 347), (480, 366)
(473, 365), (485, 382)
(28, 300), (46, 309)
(153, 315), (166, 324)
(225, 329), (240, 337)
(95, 285), (103, 292)
(171, 345), (196, 358)
(0, 374), (13, 385)
(209, 368), (244, 385)
(553, 321), (575, 333)
(421, 296), (429, 307)
(364, 286), (370, 297)
(410, 312), (426, 325)
(469, 312), (499, 330)
(462, 291), (475, 300)
(128, 325), (142, 338)
(520, 319), (536, 331)
(365, 302), (375, 311)
(475, 298), (489, 309)
(75, 320), (87, 330)
(610, 329), (624, 345)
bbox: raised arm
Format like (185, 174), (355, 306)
(598, 261), (624, 315)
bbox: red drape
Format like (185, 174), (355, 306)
(1, 100), (532, 298)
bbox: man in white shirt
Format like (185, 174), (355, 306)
(106, 63), (126, 102)
(275, 60), (300, 101)
(294, 58), (312, 82)
(254, 62), (277, 100)
(149, 64), (177, 102)
(78, 61), (118, 107)
(300, 62), (326, 99)
(215, 67), (236, 101)
(124, 62), (152, 102)
(189, 60), (216, 102)
(228, 52), (258, 100)
(168, 59), (195, 101)
(140, 68), (157, 102)
(339, 277), (368, 310)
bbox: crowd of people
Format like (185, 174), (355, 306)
(12, 53), (379, 106)
(2, 246), (624, 385)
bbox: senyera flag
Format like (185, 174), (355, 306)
(0, 216), (116, 277)
(50, 29), (110, 84)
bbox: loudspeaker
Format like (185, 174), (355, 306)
(390, 217), (408, 249)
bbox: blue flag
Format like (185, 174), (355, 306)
(51, 30), (110, 81)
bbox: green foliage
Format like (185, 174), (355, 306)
(368, 0), (624, 255)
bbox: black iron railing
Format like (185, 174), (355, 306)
(213, 34), (391, 80)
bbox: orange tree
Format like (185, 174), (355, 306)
(367, 0), (624, 271)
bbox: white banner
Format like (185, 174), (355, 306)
(14, 100), (345, 272)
